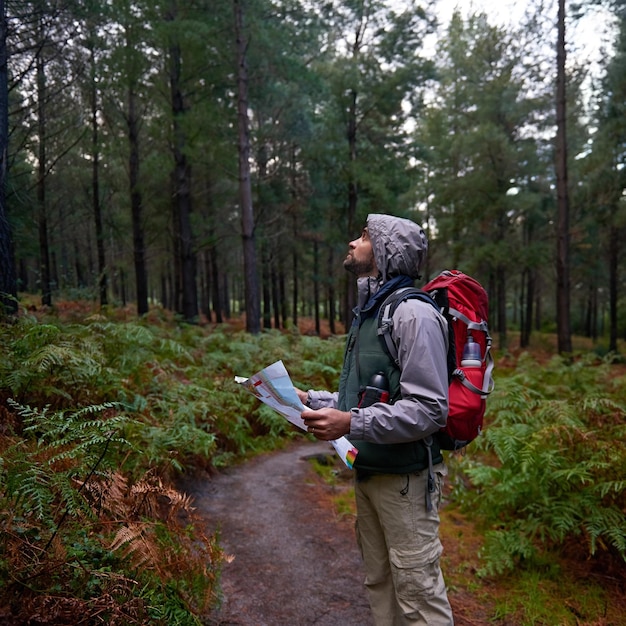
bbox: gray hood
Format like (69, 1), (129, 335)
(367, 214), (428, 283)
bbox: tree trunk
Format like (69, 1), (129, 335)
(519, 270), (526, 347)
(160, 270), (168, 310)
(279, 261), (287, 328)
(36, 24), (52, 307)
(90, 44), (107, 306)
(171, 179), (182, 312)
(202, 174), (223, 323)
(222, 272), (231, 318)
(555, 0), (572, 353)
(234, 0), (260, 333)
(497, 267), (506, 350)
(291, 210), (298, 327)
(313, 239), (320, 335)
(262, 245), (271, 329)
(585, 280), (598, 340)
(521, 268), (534, 349)
(166, 0), (197, 322)
(271, 263), (280, 330)
(19, 259), (28, 292)
(488, 272), (496, 331)
(210, 244), (223, 323)
(0, 0), (16, 316)
(74, 241), (85, 287)
(608, 221), (618, 352)
(535, 271), (543, 332)
(169, 31), (198, 323)
(327, 246), (336, 335)
(345, 87), (358, 327)
(199, 250), (209, 320)
(520, 216), (534, 348)
(128, 83), (148, 315)
(120, 267), (127, 306)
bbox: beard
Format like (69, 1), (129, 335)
(344, 251), (376, 277)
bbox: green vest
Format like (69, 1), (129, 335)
(339, 309), (443, 475)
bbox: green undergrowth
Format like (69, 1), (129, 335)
(457, 352), (626, 575)
(0, 307), (343, 624)
(309, 349), (626, 625)
(492, 569), (613, 625)
(441, 350), (626, 624)
(1, 304), (625, 624)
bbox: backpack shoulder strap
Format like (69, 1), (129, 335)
(377, 287), (440, 367)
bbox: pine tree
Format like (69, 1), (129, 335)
(0, 0), (17, 316)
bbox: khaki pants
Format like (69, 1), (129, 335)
(354, 465), (454, 626)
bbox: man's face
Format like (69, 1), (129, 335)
(344, 228), (378, 277)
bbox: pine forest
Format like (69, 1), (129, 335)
(0, 0), (626, 624)
(0, 0), (623, 344)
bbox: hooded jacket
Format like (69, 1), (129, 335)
(308, 214), (449, 474)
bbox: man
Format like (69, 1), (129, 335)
(296, 213), (454, 626)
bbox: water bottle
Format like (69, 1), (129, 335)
(358, 372), (390, 407)
(461, 336), (482, 367)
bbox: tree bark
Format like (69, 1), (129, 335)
(313, 239), (320, 335)
(127, 83), (148, 315)
(521, 268), (534, 349)
(210, 243), (223, 323)
(168, 28), (198, 323)
(234, 0), (260, 333)
(345, 87), (358, 327)
(608, 222), (618, 352)
(90, 43), (107, 307)
(555, 0), (572, 353)
(0, 0), (17, 316)
(36, 15), (51, 307)
(271, 263), (280, 330)
(262, 245), (271, 329)
(327, 246), (336, 335)
(291, 210), (298, 327)
(497, 267), (506, 350)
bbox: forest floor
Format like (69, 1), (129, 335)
(181, 439), (505, 626)
(23, 302), (626, 624)
(181, 436), (626, 626)
(176, 315), (626, 626)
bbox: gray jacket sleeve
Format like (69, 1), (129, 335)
(349, 299), (449, 444)
(306, 389), (338, 409)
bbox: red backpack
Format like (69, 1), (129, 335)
(377, 270), (495, 450)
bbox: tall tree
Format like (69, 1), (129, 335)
(9, 0), (89, 306)
(239, 0), (327, 330)
(82, 9), (108, 306)
(415, 10), (553, 348)
(163, 0), (198, 323)
(310, 0), (436, 323)
(35, 2), (52, 306)
(555, 0), (572, 353)
(0, 0), (17, 316)
(106, 0), (151, 315)
(234, 0), (260, 334)
(585, 7), (626, 351)
(126, 56), (148, 313)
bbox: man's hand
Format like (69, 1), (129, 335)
(295, 388), (308, 405)
(302, 407), (351, 441)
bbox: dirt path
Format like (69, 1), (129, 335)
(181, 440), (374, 626)
(181, 440), (499, 626)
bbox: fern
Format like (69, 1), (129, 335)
(585, 507), (626, 555)
(477, 528), (538, 577)
(2, 319), (109, 402)
(2, 401), (133, 521)
(1, 315), (331, 623)
(460, 354), (626, 575)
(4, 460), (53, 522)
